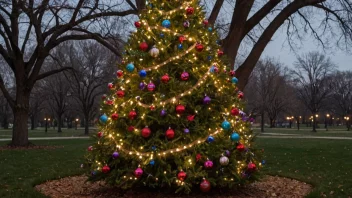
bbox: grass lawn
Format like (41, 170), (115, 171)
(0, 128), (97, 139)
(254, 126), (352, 137)
(0, 136), (351, 197)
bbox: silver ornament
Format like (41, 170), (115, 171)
(219, 156), (229, 166)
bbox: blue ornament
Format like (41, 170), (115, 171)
(91, 171), (97, 176)
(216, 40), (221, 45)
(221, 120), (231, 130)
(178, 44), (183, 50)
(231, 77), (239, 84)
(126, 63), (135, 72)
(184, 128), (190, 134)
(262, 160), (266, 165)
(99, 114), (108, 123)
(139, 70), (147, 77)
(160, 33), (165, 38)
(207, 135), (215, 143)
(230, 132), (240, 141)
(162, 20), (171, 28)
(149, 160), (155, 166)
(152, 146), (157, 151)
(210, 65), (218, 73)
(207, 55), (213, 61)
(208, 27), (213, 32)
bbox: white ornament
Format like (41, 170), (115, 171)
(149, 46), (159, 57)
(219, 156), (229, 166)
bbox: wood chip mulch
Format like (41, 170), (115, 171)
(35, 175), (312, 198)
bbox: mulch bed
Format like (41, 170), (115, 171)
(35, 175), (312, 198)
(0, 145), (63, 151)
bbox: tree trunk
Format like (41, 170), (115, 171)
(312, 114), (317, 132)
(84, 113), (89, 135)
(261, 111), (264, 132)
(31, 115), (35, 130)
(57, 116), (62, 133)
(269, 118), (275, 128)
(11, 106), (30, 146)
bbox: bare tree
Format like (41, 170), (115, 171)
(0, 1), (145, 146)
(329, 71), (352, 130)
(28, 84), (46, 130)
(291, 52), (336, 132)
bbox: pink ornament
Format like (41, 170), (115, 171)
(87, 146), (93, 151)
(200, 179), (211, 192)
(181, 72), (189, 81)
(147, 82), (155, 91)
(183, 20), (190, 28)
(204, 160), (213, 169)
(134, 167), (143, 178)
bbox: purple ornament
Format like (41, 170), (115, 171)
(242, 116), (249, 121)
(225, 150), (230, 156)
(249, 118), (255, 122)
(204, 160), (214, 169)
(160, 109), (167, 116)
(112, 151), (119, 159)
(139, 82), (146, 90)
(184, 128), (190, 133)
(203, 95), (211, 104)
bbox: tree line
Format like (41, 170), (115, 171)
(245, 52), (352, 132)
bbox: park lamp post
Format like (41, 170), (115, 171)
(44, 117), (50, 133)
(286, 117), (292, 128)
(344, 116), (350, 131)
(325, 114), (330, 131)
(75, 118), (79, 130)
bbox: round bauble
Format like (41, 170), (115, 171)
(99, 114), (108, 123)
(210, 65), (219, 73)
(97, 132), (103, 138)
(139, 82), (146, 90)
(111, 113), (118, 120)
(162, 19), (171, 28)
(139, 70), (147, 78)
(180, 71), (189, 81)
(229, 70), (235, 76)
(195, 43), (204, 52)
(134, 167), (143, 178)
(231, 107), (239, 116)
(102, 165), (110, 173)
(126, 63), (135, 72)
(203, 19), (209, 26)
(208, 27), (213, 32)
(165, 128), (175, 140)
(108, 83), (114, 90)
(184, 128), (190, 134)
(179, 35), (186, 43)
(105, 100), (113, 105)
(177, 171), (187, 181)
(183, 20), (190, 28)
(218, 49), (224, 57)
(149, 46), (159, 57)
(87, 146), (93, 151)
(160, 109), (167, 117)
(207, 135), (215, 143)
(141, 127), (151, 138)
(186, 6), (194, 15)
(231, 77), (239, 84)
(128, 126), (135, 132)
(204, 160), (213, 169)
(147, 82), (155, 91)
(116, 90), (125, 98)
(116, 70), (123, 78)
(247, 162), (256, 172)
(161, 74), (170, 83)
(221, 120), (231, 130)
(175, 104), (186, 114)
(128, 110), (137, 120)
(177, 44), (183, 50)
(134, 21), (141, 28)
(139, 42), (148, 51)
(219, 156), (229, 166)
(112, 151), (119, 159)
(203, 95), (211, 104)
(236, 143), (245, 152)
(238, 91), (244, 99)
(160, 33), (164, 38)
(225, 150), (231, 156)
(149, 160), (155, 166)
(200, 179), (211, 192)
(230, 132), (240, 141)
(101, 94), (107, 100)
(150, 105), (156, 111)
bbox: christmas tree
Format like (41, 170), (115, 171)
(87, 0), (261, 193)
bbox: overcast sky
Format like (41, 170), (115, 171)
(262, 29), (352, 71)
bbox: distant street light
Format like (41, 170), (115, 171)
(75, 118), (79, 130)
(44, 117), (49, 133)
(325, 114), (330, 131)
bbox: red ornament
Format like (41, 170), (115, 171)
(195, 43), (204, 52)
(200, 179), (211, 192)
(102, 165), (110, 173)
(177, 171), (187, 181)
(134, 21), (141, 28)
(187, 114), (195, 121)
(141, 127), (151, 138)
(149, 105), (156, 111)
(101, 94), (107, 100)
(175, 104), (186, 114)
(128, 126), (135, 132)
(247, 162), (257, 172)
(97, 132), (103, 138)
(87, 146), (93, 151)
(128, 110), (137, 120)
(134, 167), (143, 178)
(116, 90), (125, 98)
(161, 74), (170, 83)
(217, 49), (224, 57)
(139, 42), (148, 51)
(165, 128), (175, 140)
(203, 19), (209, 26)
(229, 70), (235, 76)
(105, 100), (113, 105)
(180, 72), (189, 81)
(116, 70), (123, 78)
(186, 7), (194, 15)
(111, 113), (119, 120)
(108, 83), (114, 90)
(179, 36), (186, 43)
(238, 91), (244, 99)
(236, 143), (245, 152)
(196, 153), (202, 162)
(231, 107), (239, 116)
(121, 60), (126, 64)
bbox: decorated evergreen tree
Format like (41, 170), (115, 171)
(87, 0), (261, 193)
